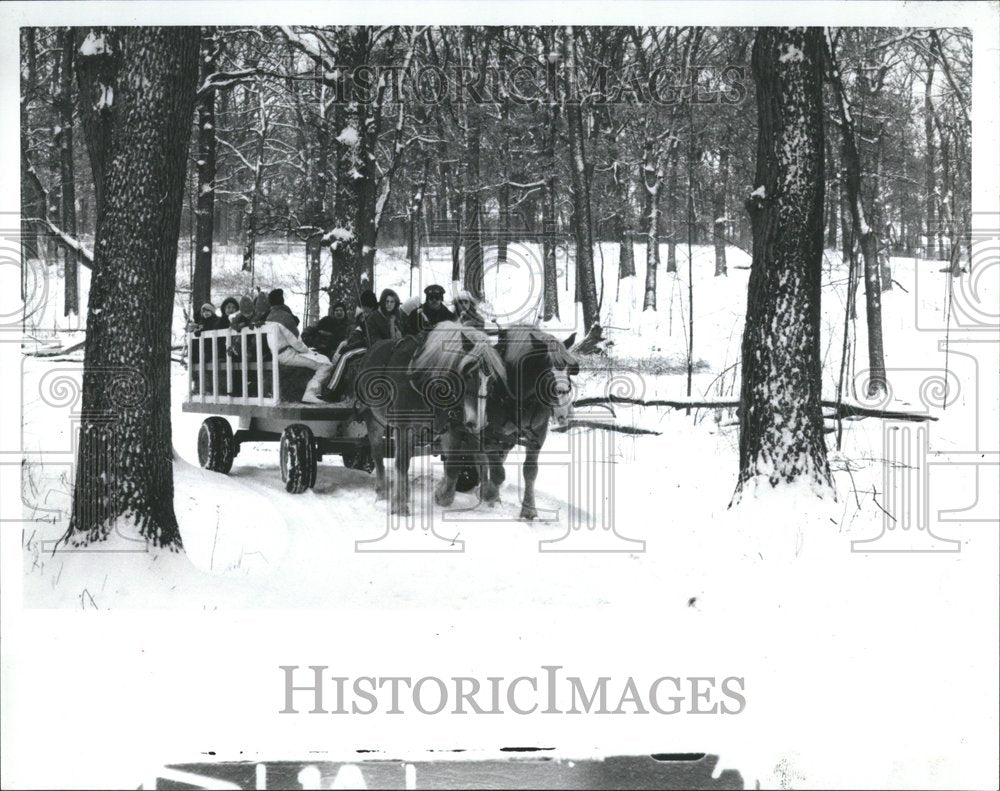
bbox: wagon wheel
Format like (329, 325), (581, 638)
(280, 424), (317, 494)
(197, 417), (235, 474)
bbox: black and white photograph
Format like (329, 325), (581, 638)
(2, 1), (998, 788)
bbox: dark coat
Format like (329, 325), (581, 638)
(302, 315), (349, 357)
(266, 303), (300, 337)
(193, 314), (226, 334)
(403, 301), (455, 335)
(361, 289), (401, 345)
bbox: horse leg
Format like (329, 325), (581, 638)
(392, 426), (413, 515)
(520, 443), (541, 521)
(434, 432), (460, 507)
(488, 446), (509, 490)
(477, 447), (500, 505)
(366, 415), (387, 500)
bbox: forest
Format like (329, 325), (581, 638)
(22, 26), (971, 322)
(18, 26), (973, 549)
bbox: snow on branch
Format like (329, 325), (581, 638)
(572, 394), (937, 423)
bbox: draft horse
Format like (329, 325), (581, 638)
(356, 322), (507, 515)
(450, 327), (579, 520)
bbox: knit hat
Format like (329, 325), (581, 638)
(239, 295), (254, 316)
(201, 302), (216, 314)
(424, 284), (445, 299)
(267, 288), (285, 306)
(359, 290), (378, 310)
(253, 292), (270, 319)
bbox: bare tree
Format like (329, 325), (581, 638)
(65, 27), (200, 548)
(736, 27), (832, 497)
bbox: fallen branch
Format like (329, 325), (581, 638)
(552, 419), (661, 436)
(574, 394), (937, 422)
(25, 340), (86, 357)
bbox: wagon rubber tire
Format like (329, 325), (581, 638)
(280, 424), (317, 494)
(198, 417), (235, 474)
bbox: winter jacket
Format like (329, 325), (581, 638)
(266, 303), (301, 337)
(364, 289), (403, 344)
(403, 301), (455, 335)
(302, 315), (349, 357)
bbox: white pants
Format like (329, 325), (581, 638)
(277, 348), (334, 398)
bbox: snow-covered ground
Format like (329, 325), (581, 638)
(16, 241), (1000, 787)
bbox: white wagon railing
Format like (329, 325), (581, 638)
(187, 325), (282, 407)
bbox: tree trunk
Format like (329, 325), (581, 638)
(665, 148), (679, 273)
(66, 27), (199, 549)
(462, 28), (485, 300)
(641, 145), (662, 310)
(541, 35), (560, 321)
(58, 29), (79, 316)
(497, 93), (511, 267)
(20, 29), (42, 261)
(74, 27), (117, 218)
(737, 27), (832, 496)
(827, 35), (887, 397)
(713, 144), (729, 276)
(192, 30), (217, 313)
(614, 161), (636, 280)
(564, 26), (599, 330)
(923, 58), (937, 259)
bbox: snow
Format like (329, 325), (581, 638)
(78, 31), (107, 57)
(336, 126), (360, 147)
(779, 43), (805, 64)
(749, 185), (766, 199)
(17, 240), (1000, 788)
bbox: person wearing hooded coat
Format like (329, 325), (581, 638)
(364, 289), (403, 345)
(265, 288), (300, 337)
(188, 302), (225, 363)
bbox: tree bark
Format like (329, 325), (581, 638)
(923, 57), (937, 259)
(713, 144), (729, 276)
(641, 142), (662, 310)
(58, 29), (79, 315)
(74, 27), (118, 219)
(462, 27), (485, 300)
(66, 27), (199, 549)
(191, 30), (217, 312)
(541, 35), (560, 321)
(665, 147), (679, 273)
(737, 27), (832, 496)
(827, 33), (887, 397)
(564, 26), (599, 331)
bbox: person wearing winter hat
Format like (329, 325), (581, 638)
(264, 287), (301, 337)
(187, 302), (226, 364)
(252, 290), (271, 326)
(403, 283), (455, 336)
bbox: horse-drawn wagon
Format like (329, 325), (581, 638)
(182, 325), (372, 493)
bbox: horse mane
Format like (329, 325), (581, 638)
(500, 326), (579, 374)
(411, 321), (507, 383)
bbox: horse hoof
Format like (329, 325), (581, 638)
(391, 503), (411, 516)
(435, 491), (455, 507)
(519, 506), (538, 521)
